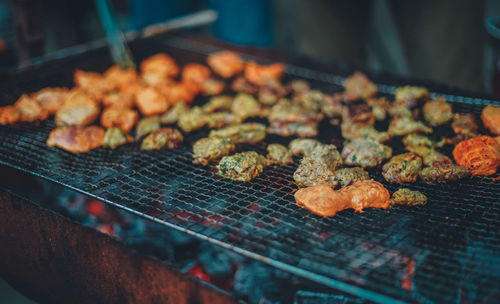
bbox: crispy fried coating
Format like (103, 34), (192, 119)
(202, 96), (233, 113)
(102, 91), (135, 109)
(47, 126), (105, 153)
(104, 65), (138, 90)
(382, 153), (423, 183)
(140, 53), (179, 79)
(333, 167), (370, 187)
(14, 94), (49, 122)
(161, 81), (200, 104)
(419, 163), (470, 183)
(177, 107), (207, 133)
(0, 106), (20, 125)
(481, 105), (500, 135)
(288, 138), (322, 156)
(205, 112), (242, 129)
(423, 97), (453, 127)
(102, 128), (133, 149)
(244, 61), (284, 86)
(182, 63), (211, 84)
(192, 136), (236, 166)
(160, 102), (189, 124)
(343, 72), (377, 101)
(293, 157), (338, 188)
(55, 90), (99, 126)
(452, 135), (500, 175)
(135, 86), (169, 116)
(141, 127), (183, 150)
(266, 143), (293, 165)
(135, 116), (160, 139)
(388, 117), (432, 137)
(231, 93), (261, 120)
(207, 50), (245, 78)
(100, 107), (138, 133)
(342, 138), (392, 168)
(33, 87), (69, 114)
(74, 69), (113, 100)
(217, 151), (267, 182)
(395, 86), (429, 109)
(406, 145), (451, 166)
(390, 188), (427, 207)
(402, 134), (435, 148)
(295, 180), (390, 217)
(209, 123), (266, 144)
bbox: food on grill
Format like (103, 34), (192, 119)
(341, 124), (390, 143)
(177, 107), (207, 133)
(209, 123), (266, 144)
(55, 90), (99, 127)
(258, 78), (287, 106)
(102, 128), (133, 149)
(100, 107), (139, 133)
(231, 93), (261, 119)
(160, 102), (189, 124)
(406, 145), (451, 167)
(103, 65), (138, 90)
(202, 96), (233, 113)
(231, 76), (258, 94)
(402, 134), (435, 148)
(201, 78), (225, 95)
(267, 98), (322, 138)
(452, 135), (500, 175)
(102, 91), (135, 109)
(192, 136), (236, 166)
(394, 86), (429, 109)
(74, 69), (113, 100)
(135, 86), (169, 116)
(207, 50), (244, 78)
(288, 139), (322, 156)
(0, 106), (20, 125)
(333, 167), (370, 187)
(266, 143), (293, 165)
(321, 93), (344, 118)
(217, 151), (267, 182)
(451, 113), (478, 136)
(343, 103), (375, 127)
(181, 63), (211, 85)
(160, 81), (200, 104)
(33, 87), (69, 114)
(341, 138), (392, 168)
(135, 116), (160, 139)
(293, 145), (343, 187)
(419, 163), (470, 183)
(387, 103), (415, 119)
(388, 116), (432, 137)
(244, 61), (284, 86)
(288, 79), (310, 94)
(140, 53), (179, 81)
(141, 127), (183, 150)
(481, 105), (500, 135)
(382, 153), (423, 183)
(423, 97), (453, 127)
(343, 72), (377, 101)
(14, 94), (49, 123)
(47, 125), (105, 153)
(367, 97), (389, 121)
(205, 112), (242, 129)
(390, 188), (427, 207)
(294, 180), (390, 217)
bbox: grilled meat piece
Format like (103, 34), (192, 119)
(268, 122), (319, 138)
(0, 106), (20, 125)
(244, 61), (284, 86)
(382, 153), (423, 183)
(55, 90), (99, 127)
(217, 151), (267, 182)
(266, 143), (293, 165)
(333, 167), (370, 187)
(258, 78), (287, 106)
(343, 103), (375, 127)
(159, 81), (200, 104)
(451, 113), (478, 136)
(390, 188), (427, 207)
(47, 126), (105, 153)
(388, 103), (416, 119)
(310, 144), (343, 171)
(481, 105), (500, 135)
(103, 65), (138, 91)
(402, 134), (435, 147)
(406, 145), (452, 166)
(14, 94), (49, 122)
(141, 128), (183, 150)
(295, 180), (390, 217)
(102, 91), (135, 109)
(205, 112), (242, 129)
(33, 87), (69, 114)
(419, 163), (470, 183)
(342, 138), (392, 168)
(160, 102), (189, 125)
(268, 98), (322, 138)
(231, 93), (261, 120)
(293, 90), (324, 112)
(321, 93), (344, 118)
(453, 135), (500, 175)
(102, 128), (132, 149)
(209, 123), (266, 144)
(202, 96), (233, 113)
(343, 72), (377, 101)
(341, 124), (390, 143)
(394, 86), (429, 109)
(423, 97), (453, 127)
(192, 136), (236, 166)
(201, 78), (225, 95)
(74, 69), (113, 100)
(207, 50), (244, 78)
(100, 107), (138, 133)
(288, 79), (310, 94)
(177, 107), (207, 133)
(288, 138), (323, 156)
(293, 157), (338, 188)
(135, 86), (169, 116)
(367, 97), (389, 121)
(388, 116), (432, 136)
(140, 53), (179, 80)
(230, 77), (258, 94)
(135, 116), (160, 139)
(181, 63), (211, 84)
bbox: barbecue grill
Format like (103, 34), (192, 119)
(1, 34), (499, 304)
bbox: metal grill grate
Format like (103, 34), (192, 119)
(1, 35), (499, 304)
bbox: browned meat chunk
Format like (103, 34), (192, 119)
(388, 117), (432, 137)
(135, 86), (169, 116)
(481, 105), (500, 136)
(14, 94), (49, 122)
(209, 123), (266, 144)
(382, 153), (423, 183)
(341, 138), (392, 168)
(333, 167), (369, 187)
(419, 163), (470, 183)
(192, 136), (236, 166)
(141, 128), (183, 150)
(343, 72), (377, 101)
(267, 143), (293, 166)
(102, 128), (133, 149)
(244, 61), (284, 86)
(55, 90), (99, 127)
(100, 107), (138, 133)
(390, 188), (427, 207)
(288, 138), (323, 156)
(395, 86), (429, 109)
(47, 126), (105, 153)
(207, 50), (245, 78)
(423, 97), (453, 127)
(217, 151), (267, 182)
(33, 87), (69, 114)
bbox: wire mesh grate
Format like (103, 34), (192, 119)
(0, 35), (499, 304)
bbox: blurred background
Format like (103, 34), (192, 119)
(2, 0), (500, 95)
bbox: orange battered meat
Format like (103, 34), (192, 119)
(33, 87), (69, 114)
(481, 105), (500, 135)
(140, 53), (179, 79)
(14, 94), (49, 122)
(55, 90), (99, 126)
(207, 50), (244, 78)
(343, 71), (377, 101)
(104, 65), (138, 90)
(100, 107), (139, 133)
(182, 63), (211, 84)
(453, 135), (500, 176)
(244, 61), (284, 86)
(0, 106), (20, 125)
(295, 180), (390, 217)
(74, 69), (113, 100)
(135, 86), (169, 116)
(47, 126), (105, 153)
(102, 91), (135, 109)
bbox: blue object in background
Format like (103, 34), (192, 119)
(129, 0), (193, 30)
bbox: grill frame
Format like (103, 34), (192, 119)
(0, 34), (499, 304)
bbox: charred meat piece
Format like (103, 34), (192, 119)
(451, 113), (478, 136)
(207, 50), (245, 78)
(231, 93), (261, 120)
(367, 97), (389, 121)
(102, 91), (135, 109)
(217, 151), (267, 182)
(402, 134), (435, 147)
(135, 86), (169, 116)
(205, 112), (242, 129)
(244, 61), (284, 86)
(55, 90), (99, 127)
(14, 94), (49, 122)
(33, 87), (69, 114)
(343, 103), (375, 127)
(202, 96), (233, 113)
(141, 128), (183, 150)
(177, 107), (207, 133)
(160, 102), (189, 124)
(293, 157), (338, 188)
(192, 136), (236, 166)
(209, 123), (266, 144)
(47, 126), (105, 153)
(388, 116), (432, 136)
(321, 93), (344, 118)
(343, 72), (377, 101)
(102, 128), (132, 149)
(0, 106), (20, 125)
(341, 124), (390, 143)
(140, 53), (179, 80)
(382, 153), (423, 183)
(420, 163), (470, 183)
(453, 135), (500, 175)
(395, 86), (430, 109)
(342, 138), (392, 168)
(135, 116), (160, 139)
(481, 105), (500, 136)
(231, 77), (258, 94)
(295, 180), (390, 217)
(390, 188), (427, 207)
(100, 107), (138, 133)
(423, 97), (453, 127)
(288, 138), (322, 156)
(333, 167), (370, 187)
(266, 143), (293, 165)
